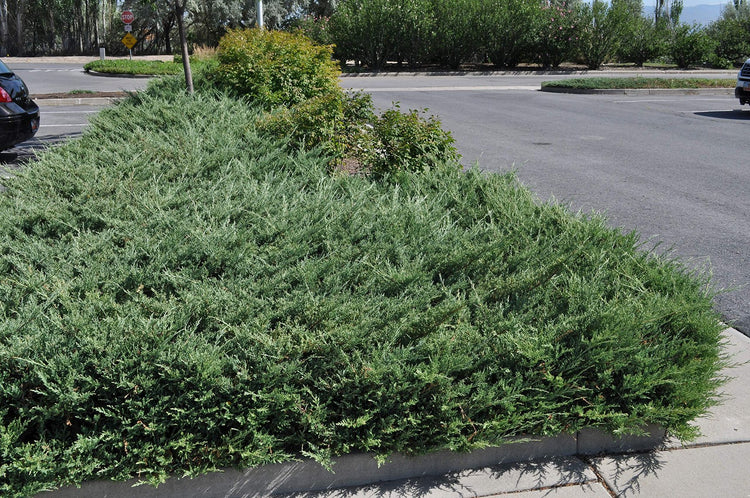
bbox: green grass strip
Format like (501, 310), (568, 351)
(542, 77), (735, 90)
(84, 59), (182, 76)
(0, 80), (726, 496)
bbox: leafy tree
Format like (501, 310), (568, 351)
(188, 0), (245, 47)
(707, 2), (750, 66)
(575, 0), (633, 69)
(670, 23), (715, 68)
(328, 0), (398, 68)
(428, 0), (481, 69)
(481, 0), (539, 69)
(617, 14), (668, 66)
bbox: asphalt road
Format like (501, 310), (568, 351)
(3, 62), (748, 335)
(11, 60), (153, 94)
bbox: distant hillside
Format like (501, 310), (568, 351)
(683, 3), (725, 24)
(644, 3), (725, 25)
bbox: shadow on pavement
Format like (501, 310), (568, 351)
(694, 109), (750, 120)
(279, 454), (623, 497)
(589, 451), (665, 497)
(1, 131), (82, 165)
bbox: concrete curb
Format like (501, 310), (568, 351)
(540, 86), (734, 96)
(340, 69), (738, 78)
(33, 96), (125, 106)
(40, 425), (665, 497)
(84, 69), (158, 79)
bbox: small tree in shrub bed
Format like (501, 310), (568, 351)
(370, 106), (458, 177)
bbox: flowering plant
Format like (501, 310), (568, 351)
(535, 2), (580, 68)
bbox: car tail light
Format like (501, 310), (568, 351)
(0, 87), (11, 103)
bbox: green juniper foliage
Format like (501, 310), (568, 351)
(0, 84), (725, 496)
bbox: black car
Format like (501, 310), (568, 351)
(0, 59), (39, 150)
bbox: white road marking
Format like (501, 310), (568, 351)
(613, 98), (732, 103)
(353, 86), (537, 92)
(41, 110), (99, 114)
(28, 68), (81, 72)
(39, 124), (89, 128)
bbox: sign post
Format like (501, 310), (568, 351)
(121, 10), (135, 58)
(256, 1), (264, 28)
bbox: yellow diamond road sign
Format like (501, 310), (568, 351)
(121, 33), (137, 49)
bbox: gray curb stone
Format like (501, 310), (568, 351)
(34, 96), (124, 106)
(540, 86), (734, 96)
(84, 69), (157, 79)
(39, 427), (665, 497)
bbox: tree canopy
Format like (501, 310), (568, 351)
(0, 0), (321, 56)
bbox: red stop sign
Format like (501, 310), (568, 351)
(121, 11), (134, 24)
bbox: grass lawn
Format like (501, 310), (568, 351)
(0, 82), (726, 496)
(84, 59), (183, 76)
(542, 77), (736, 90)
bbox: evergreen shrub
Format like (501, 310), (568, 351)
(214, 28), (341, 108)
(370, 105), (459, 177)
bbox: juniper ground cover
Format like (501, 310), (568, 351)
(0, 82), (726, 496)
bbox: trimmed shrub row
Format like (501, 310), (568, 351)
(291, 0), (740, 70)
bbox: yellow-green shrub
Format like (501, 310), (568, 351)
(215, 28), (341, 108)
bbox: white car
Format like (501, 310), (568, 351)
(736, 58), (750, 106)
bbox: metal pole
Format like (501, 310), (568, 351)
(256, 0), (264, 28)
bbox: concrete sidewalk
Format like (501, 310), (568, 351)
(41, 328), (749, 498)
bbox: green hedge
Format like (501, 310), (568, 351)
(323, 0), (732, 69)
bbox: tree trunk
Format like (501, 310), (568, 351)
(0, 0), (8, 56)
(175, 0), (193, 94)
(15, 0), (24, 55)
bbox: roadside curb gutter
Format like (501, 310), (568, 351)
(34, 96), (124, 106)
(85, 69), (161, 79)
(40, 425), (665, 497)
(540, 86), (734, 96)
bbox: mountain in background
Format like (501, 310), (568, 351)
(644, 3), (726, 25)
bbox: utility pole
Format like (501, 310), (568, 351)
(256, 0), (264, 28)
